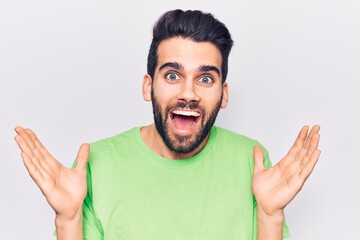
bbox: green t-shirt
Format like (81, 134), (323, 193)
(82, 126), (290, 239)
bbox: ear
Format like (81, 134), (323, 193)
(220, 82), (229, 109)
(142, 74), (152, 102)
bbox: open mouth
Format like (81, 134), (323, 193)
(170, 109), (201, 132)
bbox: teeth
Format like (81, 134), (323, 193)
(172, 110), (200, 117)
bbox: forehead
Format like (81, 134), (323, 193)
(156, 37), (222, 72)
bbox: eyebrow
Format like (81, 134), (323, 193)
(159, 62), (221, 77)
(198, 65), (220, 77)
(159, 62), (184, 72)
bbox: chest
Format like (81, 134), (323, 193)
(92, 156), (256, 240)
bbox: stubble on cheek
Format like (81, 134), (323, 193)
(151, 91), (222, 154)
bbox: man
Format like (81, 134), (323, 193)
(14, 9), (321, 240)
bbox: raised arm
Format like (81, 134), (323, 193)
(14, 126), (88, 240)
(252, 125), (321, 239)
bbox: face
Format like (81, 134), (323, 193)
(143, 37), (228, 154)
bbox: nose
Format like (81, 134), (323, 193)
(177, 79), (200, 102)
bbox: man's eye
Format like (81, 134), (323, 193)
(166, 73), (179, 81)
(199, 76), (213, 84)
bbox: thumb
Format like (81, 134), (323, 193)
(253, 146), (265, 174)
(74, 143), (90, 174)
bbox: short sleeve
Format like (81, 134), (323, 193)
(82, 163), (104, 240)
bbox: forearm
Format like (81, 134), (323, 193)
(256, 207), (284, 240)
(55, 210), (83, 240)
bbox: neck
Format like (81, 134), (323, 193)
(140, 124), (210, 160)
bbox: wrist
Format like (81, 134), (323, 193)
(257, 206), (284, 224)
(55, 209), (83, 240)
(256, 207), (284, 240)
(55, 208), (83, 226)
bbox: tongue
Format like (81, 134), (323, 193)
(173, 115), (195, 130)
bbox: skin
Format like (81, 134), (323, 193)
(14, 37), (321, 240)
(253, 125), (321, 239)
(14, 127), (87, 239)
(141, 37), (228, 159)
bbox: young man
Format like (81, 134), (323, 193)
(14, 9), (321, 240)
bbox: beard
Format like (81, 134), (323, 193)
(151, 90), (222, 155)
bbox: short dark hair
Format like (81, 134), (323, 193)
(147, 9), (234, 82)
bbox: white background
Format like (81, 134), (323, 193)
(1, 0), (359, 239)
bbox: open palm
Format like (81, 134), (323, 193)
(14, 126), (89, 221)
(252, 125), (321, 216)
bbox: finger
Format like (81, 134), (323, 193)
(25, 128), (67, 177)
(304, 125), (320, 149)
(21, 151), (45, 185)
(300, 149), (321, 180)
(15, 126), (37, 151)
(14, 133), (36, 160)
(253, 146), (265, 174)
(15, 132), (50, 176)
(25, 129), (47, 163)
(25, 128), (52, 159)
(287, 126), (309, 157)
(297, 128), (321, 166)
(300, 134), (320, 168)
(14, 126), (45, 162)
(74, 143), (90, 175)
(21, 152), (56, 198)
(15, 127), (57, 177)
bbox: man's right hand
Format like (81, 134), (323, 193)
(14, 126), (89, 222)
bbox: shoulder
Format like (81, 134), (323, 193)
(86, 127), (141, 164)
(210, 127), (270, 177)
(214, 126), (263, 148)
(213, 126), (269, 159)
(89, 127), (139, 150)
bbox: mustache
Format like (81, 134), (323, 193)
(172, 101), (199, 110)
